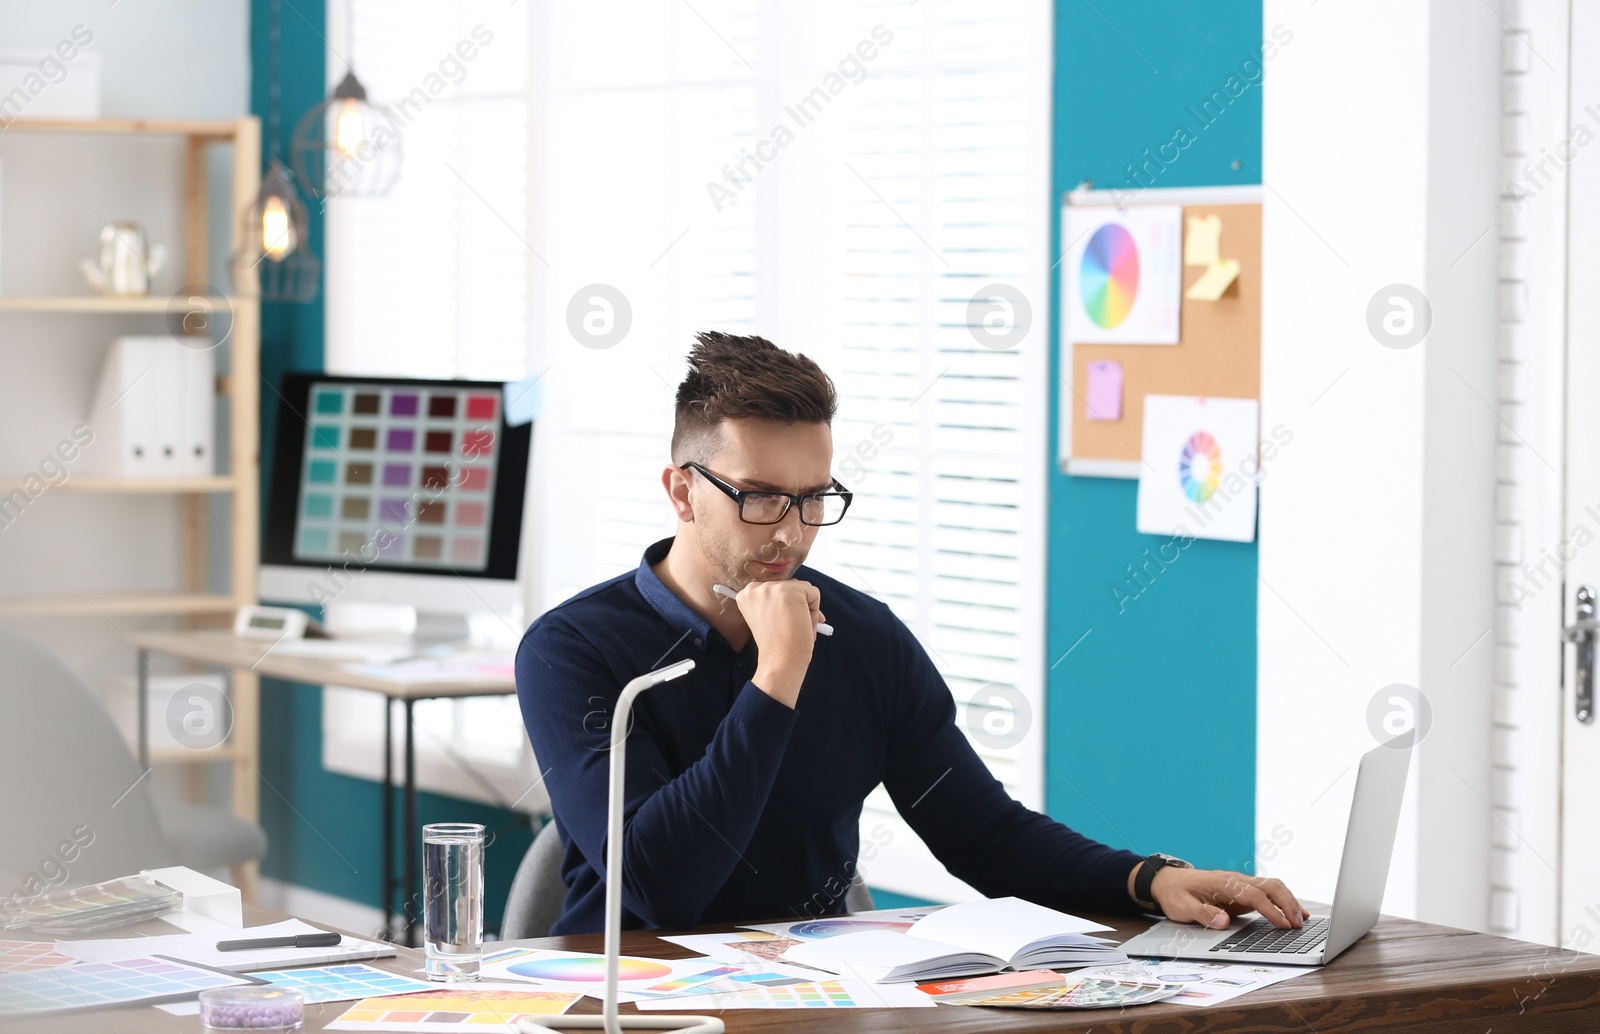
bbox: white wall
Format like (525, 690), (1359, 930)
(1260, 0), (1499, 931)
(0, 2), (249, 731)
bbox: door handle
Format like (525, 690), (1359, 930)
(1563, 585), (1597, 723)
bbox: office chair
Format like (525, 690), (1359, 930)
(0, 627), (266, 893)
(501, 818), (875, 940)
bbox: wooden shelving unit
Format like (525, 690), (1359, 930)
(0, 117), (263, 896)
(0, 475), (237, 494)
(0, 296), (233, 313)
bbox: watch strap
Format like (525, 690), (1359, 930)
(1134, 854), (1172, 909)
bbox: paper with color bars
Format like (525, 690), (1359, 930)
(326, 982), (578, 1032)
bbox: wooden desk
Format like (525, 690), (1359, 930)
(12, 906), (1599, 1032)
(128, 629), (518, 945)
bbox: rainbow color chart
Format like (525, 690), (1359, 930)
(1064, 204), (1182, 345)
(1079, 223), (1140, 329)
(293, 382), (502, 570)
(1179, 430), (1223, 503)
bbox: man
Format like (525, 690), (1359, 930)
(516, 332), (1306, 936)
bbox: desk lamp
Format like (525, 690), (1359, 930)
(519, 659), (723, 1034)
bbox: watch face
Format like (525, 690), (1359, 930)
(1157, 854), (1192, 869)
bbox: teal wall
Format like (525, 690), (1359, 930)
(250, 0), (1265, 921)
(1045, 0), (1262, 873)
(249, 0), (534, 932)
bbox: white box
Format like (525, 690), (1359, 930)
(104, 671), (231, 754)
(144, 866), (243, 928)
(0, 49), (101, 123)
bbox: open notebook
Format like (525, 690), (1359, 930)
(784, 897), (1126, 983)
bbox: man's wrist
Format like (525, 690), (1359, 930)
(752, 663), (805, 708)
(1132, 853), (1191, 910)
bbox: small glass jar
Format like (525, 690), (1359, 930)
(198, 986), (304, 1031)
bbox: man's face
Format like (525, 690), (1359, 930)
(687, 418), (834, 589)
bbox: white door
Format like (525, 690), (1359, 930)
(1561, 0), (1600, 952)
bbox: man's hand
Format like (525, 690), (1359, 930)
(1142, 865), (1309, 931)
(735, 579), (825, 709)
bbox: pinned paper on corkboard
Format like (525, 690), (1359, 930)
(1059, 196), (1261, 476)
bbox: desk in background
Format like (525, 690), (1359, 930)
(7, 906), (1600, 1032)
(128, 629), (520, 946)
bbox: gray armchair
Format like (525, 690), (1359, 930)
(501, 818), (874, 940)
(0, 627), (266, 893)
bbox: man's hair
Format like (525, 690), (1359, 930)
(671, 332), (837, 462)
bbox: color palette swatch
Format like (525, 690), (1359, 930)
(0, 956), (254, 1015)
(294, 382), (502, 570)
(635, 978), (934, 1011)
(1081, 223), (1140, 328)
(255, 962), (434, 1004)
(0, 941), (78, 974)
(327, 985), (579, 1032)
(638, 965), (742, 995)
(1179, 430), (1222, 503)
(954, 976), (1183, 1010)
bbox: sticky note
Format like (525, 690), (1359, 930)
(1185, 259), (1241, 301)
(1184, 214), (1222, 267)
(1085, 360), (1123, 422)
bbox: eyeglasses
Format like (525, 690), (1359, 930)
(680, 462), (853, 526)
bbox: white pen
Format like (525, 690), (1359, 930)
(712, 582), (833, 636)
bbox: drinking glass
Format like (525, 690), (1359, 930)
(422, 822), (485, 981)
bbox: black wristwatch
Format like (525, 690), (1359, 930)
(1133, 852), (1191, 910)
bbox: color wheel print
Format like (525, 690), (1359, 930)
(506, 956), (673, 982)
(783, 919), (914, 939)
(1179, 431), (1222, 503)
(1079, 223), (1140, 328)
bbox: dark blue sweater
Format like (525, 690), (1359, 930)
(514, 537), (1145, 935)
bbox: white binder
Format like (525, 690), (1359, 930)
(85, 337), (215, 479)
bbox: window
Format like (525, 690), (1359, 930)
(324, 0), (1051, 901)
(320, 0), (539, 811)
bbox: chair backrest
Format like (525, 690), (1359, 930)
(500, 818), (567, 940)
(0, 628), (174, 898)
(499, 818), (878, 940)
(844, 877), (874, 913)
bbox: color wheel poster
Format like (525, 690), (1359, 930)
(1063, 204), (1182, 344)
(1136, 395), (1259, 542)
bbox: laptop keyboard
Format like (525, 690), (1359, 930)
(1210, 915), (1329, 955)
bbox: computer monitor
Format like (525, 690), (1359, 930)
(259, 373), (532, 632)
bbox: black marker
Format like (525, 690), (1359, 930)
(216, 932), (343, 952)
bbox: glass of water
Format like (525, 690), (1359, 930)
(422, 822), (485, 981)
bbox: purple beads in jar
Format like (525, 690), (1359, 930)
(198, 986), (304, 1031)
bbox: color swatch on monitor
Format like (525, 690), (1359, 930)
(294, 383), (502, 570)
(1079, 223), (1140, 329)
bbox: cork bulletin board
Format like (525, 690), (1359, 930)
(1057, 187), (1263, 478)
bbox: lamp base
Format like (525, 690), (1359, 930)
(516, 1015), (724, 1034)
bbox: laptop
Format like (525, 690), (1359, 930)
(1118, 732), (1412, 966)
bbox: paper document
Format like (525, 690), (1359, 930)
(1185, 258), (1240, 300)
(1184, 214), (1223, 266)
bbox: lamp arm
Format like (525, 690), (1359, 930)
(518, 660), (721, 1034)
